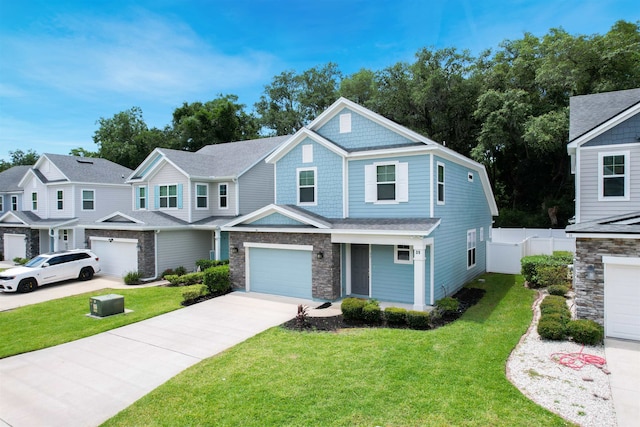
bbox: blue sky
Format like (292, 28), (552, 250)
(0, 0), (638, 162)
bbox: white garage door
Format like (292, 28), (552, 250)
(248, 244), (312, 299)
(604, 256), (640, 341)
(4, 233), (26, 261)
(90, 237), (138, 278)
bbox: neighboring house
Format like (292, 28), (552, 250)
(0, 165), (30, 261)
(83, 136), (288, 278)
(223, 98), (498, 309)
(0, 155), (132, 261)
(566, 88), (640, 341)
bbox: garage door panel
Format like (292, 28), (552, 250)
(91, 239), (138, 278)
(249, 247), (311, 299)
(4, 234), (26, 261)
(605, 263), (640, 341)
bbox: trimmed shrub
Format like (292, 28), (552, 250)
(406, 310), (431, 330)
(195, 259), (229, 271)
(537, 318), (566, 340)
(13, 257), (29, 265)
(161, 268), (175, 279)
(567, 319), (604, 345)
(174, 266), (188, 276)
(543, 312), (570, 326)
(553, 251), (574, 264)
(436, 297), (459, 315)
(540, 295), (568, 309)
(521, 254), (572, 288)
(123, 271), (141, 285)
(536, 265), (570, 288)
(384, 307), (408, 326)
(547, 285), (569, 296)
(341, 298), (366, 321)
(181, 284), (208, 303)
(203, 265), (230, 294)
(166, 272), (204, 286)
(363, 301), (383, 325)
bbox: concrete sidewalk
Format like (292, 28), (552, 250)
(605, 338), (640, 427)
(0, 292), (306, 427)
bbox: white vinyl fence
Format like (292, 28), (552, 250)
(487, 228), (575, 275)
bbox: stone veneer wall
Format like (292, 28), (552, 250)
(84, 229), (156, 278)
(0, 226), (40, 260)
(574, 237), (640, 325)
(229, 231), (341, 300)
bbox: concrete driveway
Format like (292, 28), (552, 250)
(0, 292), (303, 427)
(605, 338), (640, 427)
(0, 271), (157, 312)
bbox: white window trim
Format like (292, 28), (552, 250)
(57, 190), (64, 210)
(598, 151), (630, 201)
(137, 186), (147, 210)
(195, 183), (209, 210)
(365, 161), (409, 204)
(218, 183), (229, 210)
(0, 197), (3, 211)
(81, 189), (95, 211)
(31, 192), (38, 210)
(437, 162), (445, 205)
(159, 184), (179, 209)
(467, 229), (477, 269)
(394, 244), (413, 264)
(11, 195), (18, 211)
(61, 229), (69, 241)
(297, 167), (317, 206)
(468, 171), (474, 182)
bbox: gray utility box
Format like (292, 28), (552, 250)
(90, 294), (124, 317)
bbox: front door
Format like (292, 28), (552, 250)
(351, 244), (369, 296)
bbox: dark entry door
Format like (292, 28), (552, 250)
(351, 244), (369, 296)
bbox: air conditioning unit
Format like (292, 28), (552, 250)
(90, 294), (124, 317)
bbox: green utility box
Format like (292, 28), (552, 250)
(90, 294), (124, 317)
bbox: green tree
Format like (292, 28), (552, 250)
(256, 63), (342, 135)
(0, 149), (39, 172)
(171, 95), (258, 152)
(339, 68), (377, 106)
(69, 148), (98, 157)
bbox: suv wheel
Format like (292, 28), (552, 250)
(18, 278), (37, 293)
(79, 267), (94, 281)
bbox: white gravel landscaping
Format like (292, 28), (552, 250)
(506, 292), (616, 427)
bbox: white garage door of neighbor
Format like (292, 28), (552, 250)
(604, 257), (640, 341)
(4, 233), (26, 261)
(90, 238), (138, 278)
(248, 246), (312, 299)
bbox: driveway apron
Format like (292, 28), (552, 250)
(605, 338), (640, 427)
(0, 292), (300, 427)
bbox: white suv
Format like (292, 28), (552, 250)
(0, 249), (101, 293)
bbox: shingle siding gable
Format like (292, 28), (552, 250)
(582, 113), (640, 147)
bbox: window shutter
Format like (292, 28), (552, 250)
(364, 164), (376, 202)
(154, 186), (159, 209)
(135, 187), (140, 210)
(397, 162), (409, 202)
(177, 184), (183, 209)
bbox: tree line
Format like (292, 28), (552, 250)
(3, 20), (639, 227)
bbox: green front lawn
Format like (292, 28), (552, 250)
(0, 285), (195, 358)
(103, 274), (570, 426)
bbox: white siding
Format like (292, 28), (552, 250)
(156, 230), (212, 273)
(39, 158), (66, 181)
(238, 161), (275, 215)
(579, 144), (640, 222)
(21, 175), (47, 215)
(147, 164), (190, 222)
(72, 185), (131, 222)
(48, 185), (74, 218)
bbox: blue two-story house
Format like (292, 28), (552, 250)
(223, 98), (498, 309)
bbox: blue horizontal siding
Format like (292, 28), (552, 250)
(348, 154), (430, 218)
(316, 107), (414, 150)
(370, 245), (414, 304)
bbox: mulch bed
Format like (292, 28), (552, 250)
(282, 287), (486, 332)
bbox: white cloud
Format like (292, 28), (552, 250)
(2, 10), (277, 103)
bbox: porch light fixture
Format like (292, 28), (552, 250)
(232, 246), (239, 254)
(586, 264), (596, 280)
(316, 251), (324, 260)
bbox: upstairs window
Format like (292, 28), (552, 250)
(437, 162), (445, 204)
(0, 197), (3, 211)
(467, 229), (477, 269)
(196, 184), (208, 209)
(365, 162), (409, 203)
(11, 195), (18, 211)
(82, 190), (95, 210)
(137, 186), (147, 210)
(218, 183), (228, 209)
(159, 185), (178, 208)
(600, 152), (629, 200)
(57, 190), (64, 210)
(297, 168), (316, 205)
(31, 192), (38, 210)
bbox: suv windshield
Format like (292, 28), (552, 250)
(24, 256), (48, 268)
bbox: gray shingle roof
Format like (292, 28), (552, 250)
(90, 210), (236, 229)
(0, 165), (30, 192)
(43, 154), (133, 184)
(566, 211), (640, 234)
(1, 210), (77, 228)
(569, 88), (640, 141)
(195, 136), (289, 176)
